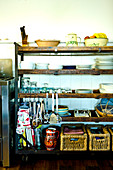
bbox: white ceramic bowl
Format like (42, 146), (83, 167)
(48, 64), (62, 69)
(35, 63), (49, 69)
(54, 105), (68, 115)
(20, 61), (35, 69)
(100, 83), (113, 90)
(84, 38), (108, 46)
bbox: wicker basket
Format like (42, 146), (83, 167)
(106, 125), (113, 151)
(87, 125), (110, 151)
(60, 124), (87, 151)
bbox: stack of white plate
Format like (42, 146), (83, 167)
(35, 63), (49, 69)
(76, 64), (92, 69)
(20, 61), (35, 69)
(99, 83), (113, 93)
(48, 64), (62, 69)
(76, 89), (93, 93)
(95, 57), (113, 69)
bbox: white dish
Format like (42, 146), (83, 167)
(48, 64), (62, 69)
(95, 57), (113, 62)
(99, 88), (113, 93)
(74, 113), (89, 117)
(100, 83), (113, 90)
(95, 65), (113, 69)
(59, 112), (71, 117)
(96, 62), (113, 66)
(20, 61), (35, 69)
(76, 89), (93, 93)
(76, 65), (92, 69)
(35, 63), (49, 69)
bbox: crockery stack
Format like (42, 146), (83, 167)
(54, 105), (71, 117)
(99, 83), (113, 93)
(95, 57), (113, 69)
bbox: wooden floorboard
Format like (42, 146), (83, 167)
(1, 158), (113, 170)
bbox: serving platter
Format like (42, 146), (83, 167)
(76, 89), (93, 93)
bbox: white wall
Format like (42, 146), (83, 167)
(0, 0), (113, 42)
(0, 0), (113, 111)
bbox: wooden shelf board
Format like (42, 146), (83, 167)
(62, 116), (113, 122)
(18, 69), (113, 75)
(18, 92), (113, 98)
(18, 46), (113, 54)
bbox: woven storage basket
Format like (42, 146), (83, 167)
(87, 125), (110, 151)
(106, 125), (113, 151)
(60, 124), (87, 151)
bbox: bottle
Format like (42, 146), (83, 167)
(35, 125), (42, 149)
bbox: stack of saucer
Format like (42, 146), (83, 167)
(95, 57), (113, 69)
(99, 83), (113, 93)
(54, 105), (71, 117)
(76, 64), (92, 69)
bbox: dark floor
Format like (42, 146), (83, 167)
(1, 154), (113, 170)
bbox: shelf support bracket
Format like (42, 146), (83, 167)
(20, 53), (24, 61)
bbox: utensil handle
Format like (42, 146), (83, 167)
(56, 93), (58, 114)
(77, 37), (81, 43)
(56, 130), (59, 139)
(33, 101), (36, 115)
(52, 93), (54, 112)
(46, 93), (48, 113)
(36, 101), (40, 118)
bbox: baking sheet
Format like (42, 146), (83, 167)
(0, 59), (12, 77)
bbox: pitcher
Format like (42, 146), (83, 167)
(44, 127), (59, 151)
(65, 33), (81, 46)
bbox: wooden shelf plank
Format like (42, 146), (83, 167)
(18, 46), (113, 54)
(18, 92), (113, 98)
(18, 69), (113, 75)
(62, 116), (113, 122)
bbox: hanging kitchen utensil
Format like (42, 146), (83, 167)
(56, 93), (59, 122)
(40, 99), (45, 123)
(52, 93), (54, 113)
(44, 93), (50, 123)
(36, 99), (41, 125)
(33, 99), (36, 116)
(50, 93), (57, 123)
(32, 98), (37, 127)
(42, 99), (45, 124)
(40, 100), (43, 123)
(56, 93), (62, 122)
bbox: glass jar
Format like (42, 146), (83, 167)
(42, 83), (48, 93)
(21, 77), (30, 93)
(30, 81), (37, 93)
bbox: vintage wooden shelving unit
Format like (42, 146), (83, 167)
(14, 42), (113, 155)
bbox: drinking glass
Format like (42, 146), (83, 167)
(30, 81), (37, 93)
(21, 77), (30, 93)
